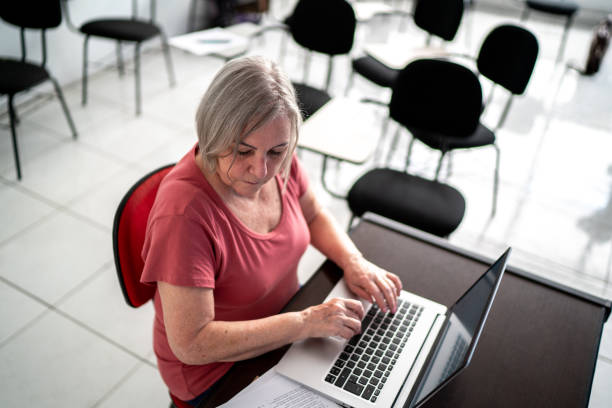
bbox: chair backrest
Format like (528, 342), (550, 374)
(0, 0), (62, 65)
(0, 1), (62, 29)
(413, 0), (464, 42)
(112, 164), (174, 308)
(390, 59), (482, 138)
(286, 0), (356, 55)
(477, 24), (539, 95)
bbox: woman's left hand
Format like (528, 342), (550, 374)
(342, 255), (403, 313)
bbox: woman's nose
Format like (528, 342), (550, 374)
(249, 155), (267, 179)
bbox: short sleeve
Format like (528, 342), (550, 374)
(289, 154), (309, 199)
(141, 215), (217, 288)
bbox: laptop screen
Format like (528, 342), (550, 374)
(410, 248), (510, 407)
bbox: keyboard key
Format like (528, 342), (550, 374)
(374, 370), (383, 378)
(339, 352), (350, 360)
(349, 374), (359, 383)
(371, 378), (379, 386)
(357, 361), (366, 369)
(363, 385), (375, 399)
(367, 362), (376, 371)
(358, 376), (368, 385)
(343, 345), (354, 354)
(325, 374), (336, 383)
(364, 369), (373, 378)
(371, 396), (377, 402)
(347, 361), (356, 368)
(354, 368), (363, 376)
(330, 367), (341, 375)
(334, 359), (345, 368)
(335, 368), (351, 387)
(344, 381), (364, 396)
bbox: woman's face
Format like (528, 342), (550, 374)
(216, 115), (292, 198)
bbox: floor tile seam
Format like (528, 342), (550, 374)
(90, 358), (151, 408)
(0, 270), (156, 367)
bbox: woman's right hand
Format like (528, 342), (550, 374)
(301, 298), (365, 340)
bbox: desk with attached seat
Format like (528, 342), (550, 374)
(199, 213), (610, 408)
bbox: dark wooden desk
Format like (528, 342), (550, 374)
(200, 213), (611, 408)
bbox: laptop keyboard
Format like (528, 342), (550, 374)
(324, 299), (423, 403)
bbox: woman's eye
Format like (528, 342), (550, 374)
(269, 150), (283, 156)
(238, 150), (252, 156)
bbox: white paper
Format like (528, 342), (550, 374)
(219, 366), (340, 408)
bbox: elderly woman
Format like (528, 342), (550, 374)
(141, 56), (402, 406)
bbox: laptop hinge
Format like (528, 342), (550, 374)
(392, 314), (447, 408)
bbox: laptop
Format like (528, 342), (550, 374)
(276, 248), (511, 408)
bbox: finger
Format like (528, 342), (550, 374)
(377, 275), (398, 314)
(342, 298), (365, 320)
(386, 273), (403, 295)
(340, 315), (362, 337)
(364, 280), (388, 313)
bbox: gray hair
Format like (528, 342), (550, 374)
(195, 56), (301, 185)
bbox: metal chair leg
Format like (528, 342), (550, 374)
(7, 95), (22, 180)
(404, 137), (415, 172)
(434, 151), (446, 181)
(134, 43), (142, 116)
(492, 144), (500, 217)
(160, 31), (176, 87)
(556, 16), (574, 64)
(385, 126), (402, 165)
(345, 69), (355, 96)
(82, 35), (90, 106)
(116, 41), (125, 76)
(50, 77), (78, 139)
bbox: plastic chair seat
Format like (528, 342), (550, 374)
(352, 55), (399, 88)
(292, 82), (332, 120)
(348, 169), (465, 237)
(80, 19), (160, 42)
(525, 0), (578, 17)
(409, 123), (495, 152)
(0, 59), (48, 94)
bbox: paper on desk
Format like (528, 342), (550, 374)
(218, 366), (340, 408)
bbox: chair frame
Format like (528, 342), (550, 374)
(62, 0), (176, 116)
(1, 1), (78, 180)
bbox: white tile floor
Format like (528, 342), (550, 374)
(1, 1), (611, 406)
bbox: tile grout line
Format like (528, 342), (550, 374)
(0, 270), (156, 370)
(90, 359), (149, 408)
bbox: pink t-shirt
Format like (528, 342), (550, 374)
(141, 146), (310, 400)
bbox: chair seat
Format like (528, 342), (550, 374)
(409, 123), (495, 152)
(526, 0), (578, 17)
(348, 168), (465, 237)
(80, 19), (160, 42)
(0, 59), (49, 95)
(352, 55), (399, 88)
(292, 82), (331, 121)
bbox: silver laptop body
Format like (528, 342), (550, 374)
(277, 248), (511, 408)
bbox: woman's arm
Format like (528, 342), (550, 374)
(158, 281), (365, 365)
(299, 187), (402, 313)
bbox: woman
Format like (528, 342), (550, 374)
(141, 56), (402, 405)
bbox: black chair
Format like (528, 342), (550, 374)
(347, 169), (466, 237)
(283, 0), (356, 120)
(62, 0), (176, 115)
(385, 59), (500, 215)
(347, 0), (464, 93)
(0, 1), (77, 180)
(520, 0), (578, 63)
(476, 24), (539, 130)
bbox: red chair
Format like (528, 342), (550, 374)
(112, 164), (192, 408)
